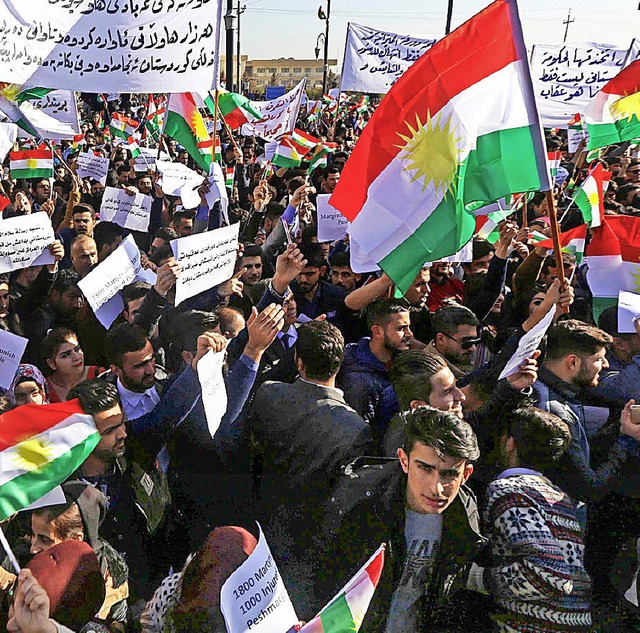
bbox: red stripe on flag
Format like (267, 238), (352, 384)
(0, 400), (87, 452)
(598, 215), (640, 262)
(601, 60), (640, 96)
(9, 149), (52, 161)
(329, 0), (520, 221)
(366, 548), (385, 586)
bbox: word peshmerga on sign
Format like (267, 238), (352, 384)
(0, 0), (223, 92)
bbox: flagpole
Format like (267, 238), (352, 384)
(522, 198), (528, 228)
(0, 524), (21, 574)
(42, 139), (74, 178)
(545, 190), (569, 313)
(211, 89), (219, 165)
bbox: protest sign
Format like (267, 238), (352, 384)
(171, 223), (239, 306)
(220, 524), (298, 633)
(0, 329), (28, 390)
(499, 303), (555, 380)
(100, 187), (152, 232)
(28, 90), (80, 134)
(567, 126), (587, 153)
(77, 152), (110, 186)
(133, 148), (169, 173)
(179, 163), (228, 225)
(0, 97), (77, 140)
(156, 160), (203, 196)
(78, 235), (156, 328)
(197, 348), (228, 438)
(341, 23), (436, 94)
(241, 80), (306, 141)
(317, 194), (349, 242)
(530, 42), (631, 128)
(617, 291), (640, 334)
(0, 214), (55, 274)
(264, 142), (278, 161)
(0, 0), (223, 93)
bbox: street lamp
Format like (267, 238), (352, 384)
(224, 2), (236, 91)
(317, 0), (331, 95)
(315, 33), (325, 62)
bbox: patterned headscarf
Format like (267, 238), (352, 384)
(6, 363), (49, 406)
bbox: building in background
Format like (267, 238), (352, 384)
(244, 57), (338, 95)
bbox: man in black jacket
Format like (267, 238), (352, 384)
(316, 407), (490, 632)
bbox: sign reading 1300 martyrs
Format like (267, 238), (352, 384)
(0, 0), (223, 92)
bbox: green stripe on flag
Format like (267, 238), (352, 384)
(319, 594), (355, 632)
(0, 435), (100, 522)
(592, 296), (618, 325)
(381, 125), (544, 293)
(15, 87), (55, 105)
(10, 168), (53, 179)
(587, 115), (640, 151)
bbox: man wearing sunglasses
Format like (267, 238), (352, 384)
(427, 305), (480, 379)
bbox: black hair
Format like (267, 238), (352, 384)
(149, 244), (174, 266)
(545, 319), (612, 361)
(104, 323), (149, 367)
(121, 281), (152, 308)
(154, 226), (180, 243)
(67, 379), (121, 414)
(432, 305), (479, 336)
(72, 203), (96, 217)
(93, 221), (125, 253)
(389, 351), (448, 411)
(178, 310), (220, 353)
(296, 320), (344, 381)
(51, 269), (80, 294)
(328, 251), (351, 269)
(365, 298), (408, 331)
(297, 241), (326, 269)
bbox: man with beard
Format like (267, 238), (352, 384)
(534, 320), (640, 504)
(329, 251), (361, 293)
(339, 299), (413, 438)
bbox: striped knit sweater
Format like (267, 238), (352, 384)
(484, 474), (592, 633)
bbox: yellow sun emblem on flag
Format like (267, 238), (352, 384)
(610, 92), (640, 123)
(587, 191), (600, 207)
(396, 110), (462, 197)
(190, 111), (209, 142)
(26, 158), (38, 169)
(13, 437), (54, 470)
(631, 264), (640, 293)
(0, 82), (21, 102)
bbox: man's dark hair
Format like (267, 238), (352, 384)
(365, 298), (408, 331)
(296, 320), (344, 381)
(0, 273), (9, 286)
(149, 244), (174, 266)
(154, 226), (179, 243)
(432, 305), (479, 337)
(321, 165), (340, 180)
(172, 209), (196, 223)
(116, 165), (130, 176)
(53, 180), (71, 196)
(471, 237), (495, 262)
(51, 269), (80, 294)
(298, 241), (326, 269)
(287, 176), (305, 194)
(178, 310), (220, 353)
(390, 351), (448, 411)
(105, 323), (149, 367)
(93, 221), (125, 253)
(264, 201), (284, 221)
(545, 319), (612, 362)
(401, 406), (479, 461)
(598, 306), (620, 337)
(121, 281), (151, 309)
(506, 408), (571, 472)
(72, 203), (96, 218)
(541, 252), (575, 276)
(242, 243), (262, 259)
(333, 151), (349, 162)
(328, 251), (351, 269)
(68, 379), (120, 414)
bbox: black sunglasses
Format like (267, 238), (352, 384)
(443, 333), (481, 350)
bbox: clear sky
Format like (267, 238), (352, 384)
(239, 0), (639, 65)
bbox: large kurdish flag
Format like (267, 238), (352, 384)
(9, 148), (53, 179)
(0, 400), (100, 522)
(586, 215), (640, 321)
(585, 60), (640, 151)
(301, 545), (384, 632)
(164, 92), (213, 172)
(329, 0), (550, 293)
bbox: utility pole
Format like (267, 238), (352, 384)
(317, 0), (331, 95)
(224, 0), (235, 91)
(562, 9), (574, 43)
(445, 0), (454, 35)
(236, 1), (246, 93)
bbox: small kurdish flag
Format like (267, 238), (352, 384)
(225, 165), (234, 188)
(9, 147), (53, 179)
(291, 128), (320, 156)
(272, 136), (303, 168)
(308, 142), (337, 174)
(349, 95), (370, 114)
(208, 89), (263, 129)
(109, 112), (139, 139)
(536, 223), (587, 264)
(262, 162), (274, 181)
(329, 0), (550, 294)
(214, 135), (222, 162)
(574, 163), (605, 228)
(585, 60), (640, 151)
(547, 151), (562, 178)
(71, 134), (86, 150)
(0, 400), (100, 522)
(300, 544), (384, 633)
(126, 135), (141, 158)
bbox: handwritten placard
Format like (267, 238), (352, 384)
(220, 524), (299, 633)
(133, 147), (169, 173)
(241, 80), (306, 141)
(100, 186), (151, 232)
(28, 90), (80, 134)
(77, 152), (110, 186)
(156, 160), (203, 196)
(317, 194), (349, 242)
(197, 348), (228, 438)
(78, 234), (156, 328)
(0, 0), (223, 93)
(531, 42), (630, 128)
(341, 22), (436, 94)
(171, 223), (239, 306)
(0, 214), (55, 274)
(0, 329), (28, 391)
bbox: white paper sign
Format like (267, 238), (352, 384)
(241, 80), (306, 141)
(531, 42), (630, 128)
(27, 90), (80, 134)
(317, 194), (349, 242)
(341, 22), (437, 94)
(0, 214), (55, 274)
(133, 147), (169, 173)
(78, 235), (155, 328)
(0, 329), (28, 390)
(567, 126), (587, 153)
(77, 152), (110, 186)
(0, 97), (77, 140)
(156, 160), (203, 196)
(264, 142), (278, 161)
(0, 0), (223, 93)
(220, 524), (298, 633)
(171, 223), (239, 306)
(197, 348), (228, 438)
(0, 123), (18, 163)
(499, 303), (555, 380)
(617, 291), (640, 334)
(100, 187), (151, 232)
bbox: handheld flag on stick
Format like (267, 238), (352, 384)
(9, 147), (53, 179)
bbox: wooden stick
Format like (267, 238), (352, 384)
(522, 198), (528, 228)
(546, 190), (569, 313)
(211, 89), (219, 164)
(0, 524), (20, 574)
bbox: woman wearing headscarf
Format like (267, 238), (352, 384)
(6, 364), (49, 409)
